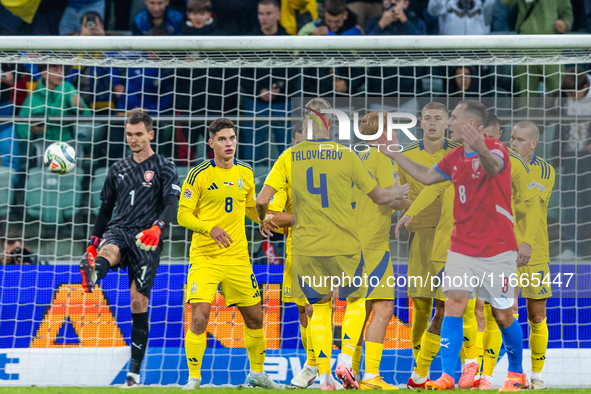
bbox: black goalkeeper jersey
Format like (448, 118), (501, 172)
(101, 154), (181, 231)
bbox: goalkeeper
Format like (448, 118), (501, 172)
(79, 111), (180, 388)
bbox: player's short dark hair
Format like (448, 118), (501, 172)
(292, 121), (303, 140)
(187, 0), (212, 13)
(126, 111), (153, 131)
(484, 112), (500, 130)
(209, 118), (235, 138)
(259, 0), (279, 8)
(562, 67), (589, 91)
(459, 100), (487, 127)
(325, 0), (347, 16)
(79, 11), (104, 27)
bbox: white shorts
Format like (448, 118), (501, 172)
(442, 250), (517, 310)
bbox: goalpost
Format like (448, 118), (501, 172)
(0, 35), (589, 387)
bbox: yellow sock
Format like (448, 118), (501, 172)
(364, 341), (383, 375)
(305, 319), (317, 367)
(342, 298), (366, 357)
(312, 302), (333, 375)
(244, 326), (266, 373)
(411, 298), (433, 360)
(476, 331), (484, 372)
(414, 330), (440, 378)
(463, 299), (478, 360)
(353, 345), (363, 373)
(529, 318), (548, 373)
(185, 329), (206, 379)
(482, 304), (502, 376)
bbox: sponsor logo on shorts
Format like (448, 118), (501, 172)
(144, 171), (154, 182)
(538, 287), (548, 295)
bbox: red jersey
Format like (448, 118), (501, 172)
(433, 138), (517, 257)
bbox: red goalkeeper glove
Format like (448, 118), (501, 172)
(135, 220), (164, 251)
(86, 235), (100, 261)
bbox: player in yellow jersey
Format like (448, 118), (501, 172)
(177, 118), (280, 390)
(396, 109), (542, 390)
(352, 112), (412, 390)
(510, 121), (555, 390)
(391, 102), (460, 387)
(256, 98), (409, 390)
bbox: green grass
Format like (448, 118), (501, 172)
(0, 388), (589, 394)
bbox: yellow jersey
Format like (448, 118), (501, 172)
(517, 155), (555, 264)
(353, 146), (396, 251)
(177, 158), (256, 262)
(266, 148), (293, 255)
(395, 138), (461, 232)
(509, 149), (542, 246)
(288, 140), (377, 256)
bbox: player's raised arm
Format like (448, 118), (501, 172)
(461, 124), (504, 176)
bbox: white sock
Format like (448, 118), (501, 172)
(411, 371), (427, 384)
(127, 372), (140, 383)
(319, 373), (331, 385)
(339, 353), (353, 368)
(483, 375), (492, 381)
(531, 372), (542, 380)
(250, 370), (265, 378)
(464, 358), (478, 365)
(364, 372), (378, 381)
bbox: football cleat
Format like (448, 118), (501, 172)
(407, 376), (431, 390)
(458, 362), (479, 389)
(530, 378), (546, 390)
(79, 252), (96, 293)
(523, 374), (530, 389)
(247, 372), (282, 389)
(120, 375), (140, 389)
(498, 372), (523, 392)
(335, 362), (359, 389)
(360, 375), (399, 390)
(290, 364), (317, 388)
(424, 373), (455, 390)
(182, 377), (201, 390)
(478, 376), (493, 390)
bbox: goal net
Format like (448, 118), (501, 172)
(0, 35), (589, 387)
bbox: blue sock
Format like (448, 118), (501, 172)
(440, 316), (463, 378)
(500, 318), (523, 374)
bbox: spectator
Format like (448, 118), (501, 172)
(15, 64), (90, 168)
(366, 0), (425, 96)
(105, 0), (133, 30)
(240, 0), (297, 165)
(0, 231), (47, 265)
(132, 0), (184, 35)
(183, 0), (218, 35)
(211, 0), (259, 35)
(554, 68), (591, 258)
(504, 0), (572, 96)
(428, 0), (495, 35)
(298, 0), (362, 34)
(59, 0), (105, 35)
(346, 0), (383, 30)
(300, 0), (364, 97)
(280, 0), (318, 35)
(0, 64), (19, 176)
(448, 66), (481, 97)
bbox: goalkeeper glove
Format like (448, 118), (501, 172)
(86, 235), (100, 260)
(135, 220), (164, 251)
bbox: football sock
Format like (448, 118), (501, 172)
(482, 304), (502, 376)
(462, 299), (478, 361)
(130, 312), (149, 375)
(185, 328), (206, 379)
(94, 256), (110, 281)
(244, 326), (266, 373)
(352, 345), (363, 373)
(342, 298), (366, 359)
(529, 318), (548, 374)
(365, 341), (383, 376)
(312, 302), (333, 375)
(305, 319), (317, 367)
(500, 318), (524, 374)
(476, 331), (484, 373)
(415, 330), (440, 378)
(440, 316), (463, 378)
(412, 298), (433, 360)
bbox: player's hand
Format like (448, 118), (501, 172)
(375, 130), (400, 160)
(86, 235), (100, 260)
(259, 214), (279, 238)
(135, 220), (164, 251)
(390, 179), (410, 200)
(555, 19), (567, 33)
(516, 242), (531, 267)
(210, 226), (233, 249)
(395, 215), (412, 239)
(461, 124), (486, 152)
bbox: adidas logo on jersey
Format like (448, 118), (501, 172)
(208, 183), (219, 190)
(538, 287), (548, 295)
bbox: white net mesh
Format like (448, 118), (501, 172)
(0, 36), (589, 387)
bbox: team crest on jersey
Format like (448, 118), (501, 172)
(144, 171), (154, 182)
(237, 178), (245, 190)
(472, 158), (480, 172)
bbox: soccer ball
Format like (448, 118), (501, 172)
(44, 142), (76, 174)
